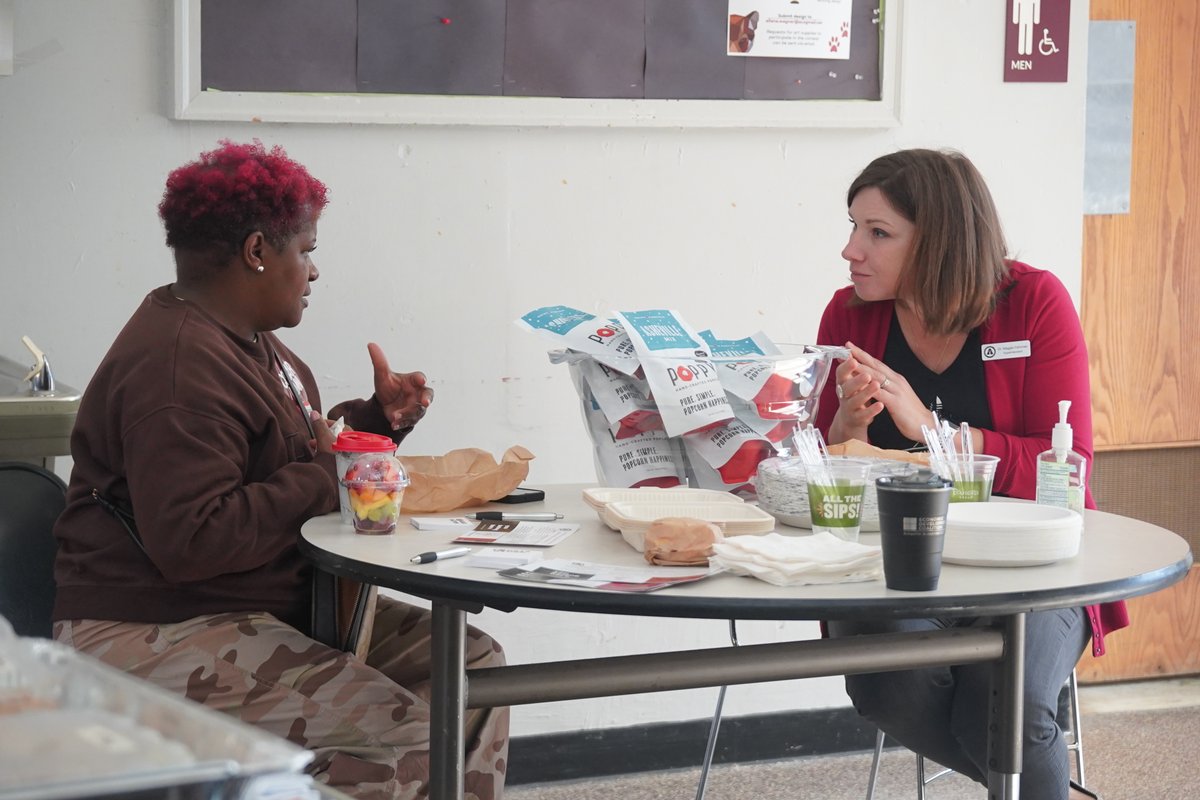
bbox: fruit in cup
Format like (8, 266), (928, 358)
(344, 456), (406, 533)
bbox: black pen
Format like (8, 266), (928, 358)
(409, 546), (472, 564)
(465, 512), (564, 522)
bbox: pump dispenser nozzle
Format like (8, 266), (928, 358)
(1051, 400), (1073, 456)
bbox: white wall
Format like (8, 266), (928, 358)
(0, 1), (1090, 737)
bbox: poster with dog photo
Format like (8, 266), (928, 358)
(727, 0), (853, 59)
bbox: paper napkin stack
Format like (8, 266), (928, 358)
(711, 532), (882, 586)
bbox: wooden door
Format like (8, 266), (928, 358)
(1079, 0), (1200, 682)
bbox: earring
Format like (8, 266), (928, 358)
(255, 265), (264, 273)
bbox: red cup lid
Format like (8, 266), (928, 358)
(332, 431), (396, 453)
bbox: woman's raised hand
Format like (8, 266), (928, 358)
(367, 342), (434, 431)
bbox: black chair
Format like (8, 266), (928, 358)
(0, 461), (67, 637)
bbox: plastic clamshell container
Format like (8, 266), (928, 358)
(605, 500), (776, 552)
(581, 487), (744, 530)
(0, 636), (312, 800)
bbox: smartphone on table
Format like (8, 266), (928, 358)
(495, 487), (545, 504)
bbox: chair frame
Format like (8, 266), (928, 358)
(865, 668), (1085, 798)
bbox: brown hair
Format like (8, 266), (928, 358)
(847, 148), (1009, 336)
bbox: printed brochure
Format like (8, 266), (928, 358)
(498, 559), (723, 592)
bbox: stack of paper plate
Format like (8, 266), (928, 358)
(943, 502), (1082, 567)
(581, 487), (744, 530)
(604, 500), (776, 552)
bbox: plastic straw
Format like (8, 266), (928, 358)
(792, 425), (833, 489)
(922, 417), (975, 484)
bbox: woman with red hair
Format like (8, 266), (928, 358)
(51, 140), (508, 800)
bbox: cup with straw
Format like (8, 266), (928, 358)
(923, 419), (999, 503)
(792, 426), (872, 542)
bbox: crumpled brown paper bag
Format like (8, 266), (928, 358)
(397, 446), (535, 513)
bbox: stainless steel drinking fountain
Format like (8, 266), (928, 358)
(0, 337), (82, 471)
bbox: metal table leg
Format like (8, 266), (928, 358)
(429, 602), (467, 800)
(695, 620), (739, 800)
(987, 613), (1026, 800)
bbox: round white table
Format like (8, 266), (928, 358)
(301, 485), (1191, 800)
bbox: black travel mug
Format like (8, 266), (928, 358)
(875, 471), (954, 591)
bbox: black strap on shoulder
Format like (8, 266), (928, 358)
(90, 488), (151, 560)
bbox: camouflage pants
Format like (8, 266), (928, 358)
(54, 597), (508, 800)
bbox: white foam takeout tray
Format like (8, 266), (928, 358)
(581, 487), (744, 530)
(604, 499), (776, 552)
(943, 501), (1082, 567)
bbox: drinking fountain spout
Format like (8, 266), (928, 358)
(21, 336), (56, 393)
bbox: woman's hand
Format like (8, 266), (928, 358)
(310, 411), (338, 455)
(367, 342), (434, 431)
(844, 344), (934, 442)
(827, 344), (886, 444)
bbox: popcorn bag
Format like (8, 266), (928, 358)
(518, 306), (843, 494)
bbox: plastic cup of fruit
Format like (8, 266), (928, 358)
(340, 453), (409, 535)
(343, 479), (407, 534)
(333, 431), (398, 525)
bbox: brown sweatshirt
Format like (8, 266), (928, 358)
(52, 286), (402, 631)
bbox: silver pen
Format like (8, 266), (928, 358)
(465, 512), (564, 522)
(410, 546), (472, 564)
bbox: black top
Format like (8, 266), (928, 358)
(870, 314), (993, 451)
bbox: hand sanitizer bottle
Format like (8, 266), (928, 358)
(1035, 400), (1087, 517)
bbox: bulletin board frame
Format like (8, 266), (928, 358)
(172, 0), (903, 129)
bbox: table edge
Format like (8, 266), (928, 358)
(298, 539), (1193, 621)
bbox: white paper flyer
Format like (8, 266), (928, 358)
(727, 0), (853, 59)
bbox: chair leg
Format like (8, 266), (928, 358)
(695, 621), (739, 800)
(917, 753), (953, 798)
(866, 728), (886, 800)
(1066, 667), (1086, 787)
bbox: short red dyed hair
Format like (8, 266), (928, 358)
(158, 139), (328, 266)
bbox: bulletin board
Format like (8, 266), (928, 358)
(173, 0), (902, 128)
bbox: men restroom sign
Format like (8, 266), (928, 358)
(1004, 0), (1070, 82)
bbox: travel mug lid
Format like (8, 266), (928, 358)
(875, 469), (953, 491)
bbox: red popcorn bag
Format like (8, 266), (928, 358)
(682, 419), (774, 491)
(616, 310), (734, 437)
(727, 394), (800, 444)
(579, 358), (663, 440)
(517, 305), (640, 375)
(582, 382), (684, 488)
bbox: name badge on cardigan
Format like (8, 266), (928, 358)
(981, 340), (1031, 361)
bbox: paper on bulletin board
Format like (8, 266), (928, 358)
(727, 0), (853, 59)
(1, 1), (14, 76)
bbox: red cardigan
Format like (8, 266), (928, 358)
(815, 261), (1128, 656)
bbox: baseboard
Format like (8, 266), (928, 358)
(507, 706), (879, 785)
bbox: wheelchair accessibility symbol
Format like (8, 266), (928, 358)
(1039, 28), (1060, 56)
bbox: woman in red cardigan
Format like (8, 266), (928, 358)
(815, 148), (1123, 800)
